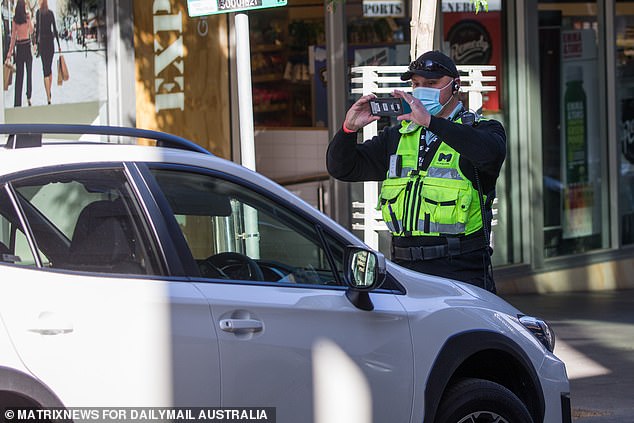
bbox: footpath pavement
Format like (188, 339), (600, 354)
(502, 290), (634, 423)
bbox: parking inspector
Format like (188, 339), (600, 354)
(327, 50), (506, 293)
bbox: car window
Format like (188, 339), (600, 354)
(10, 168), (162, 275)
(0, 187), (37, 267)
(150, 169), (344, 286)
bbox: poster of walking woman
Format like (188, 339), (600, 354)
(2, 0), (106, 109)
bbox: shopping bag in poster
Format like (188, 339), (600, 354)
(57, 55), (69, 86)
(57, 58), (62, 86)
(31, 32), (39, 57)
(3, 63), (14, 91)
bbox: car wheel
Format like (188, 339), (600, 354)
(435, 378), (533, 423)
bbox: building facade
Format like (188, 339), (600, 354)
(1, 0), (633, 293)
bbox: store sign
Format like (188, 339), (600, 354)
(187, 0), (286, 16)
(362, 0), (404, 17)
(447, 20), (492, 64)
(154, 1), (185, 111)
(441, 0), (501, 12)
(444, 8), (501, 112)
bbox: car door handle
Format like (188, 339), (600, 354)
(219, 318), (263, 333)
(28, 311), (74, 336)
(29, 327), (73, 335)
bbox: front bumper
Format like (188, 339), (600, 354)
(538, 352), (571, 422)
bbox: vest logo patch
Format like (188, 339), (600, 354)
(438, 153), (453, 163)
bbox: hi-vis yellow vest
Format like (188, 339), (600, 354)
(378, 120), (485, 237)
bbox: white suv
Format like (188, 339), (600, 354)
(0, 125), (570, 423)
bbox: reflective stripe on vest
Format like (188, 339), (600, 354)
(378, 120), (485, 237)
(417, 221), (466, 234)
(427, 167), (462, 180)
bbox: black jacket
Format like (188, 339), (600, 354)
(326, 113), (506, 292)
(326, 114), (506, 196)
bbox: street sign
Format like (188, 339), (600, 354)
(362, 0), (405, 17)
(187, 0), (287, 16)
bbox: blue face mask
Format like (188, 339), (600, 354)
(412, 80), (454, 116)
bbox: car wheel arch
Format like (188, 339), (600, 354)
(0, 366), (66, 410)
(423, 330), (545, 423)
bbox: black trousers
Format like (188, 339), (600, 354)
(13, 42), (32, 107)
(394, 247), (496, 293)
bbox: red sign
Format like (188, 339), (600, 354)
(443, 10), (503, 112)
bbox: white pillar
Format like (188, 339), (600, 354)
(235, 13), (259, 258)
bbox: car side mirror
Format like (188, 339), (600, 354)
(344, 246), (386, 311)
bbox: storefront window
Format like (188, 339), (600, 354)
(538, 1), (607, 257)
(616, 1), (634, 245)
(248, 0), (410, 128)
(344, 0), (410, 98)
(249, 3), (324, 127)
(345, 0), (409, 64)
(2, 0), (108, 124)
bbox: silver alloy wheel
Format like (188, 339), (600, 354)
(457, 411), (510, 423)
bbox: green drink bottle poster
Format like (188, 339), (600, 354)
(564, 65), (588, 184)
(561, 30), (597, 240)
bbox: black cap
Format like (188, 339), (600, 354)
(400, 50), (459, 81)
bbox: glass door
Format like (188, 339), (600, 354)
(538, 1), (608, 258)
(616, 1), (634, 245)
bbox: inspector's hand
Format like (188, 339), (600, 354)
(392, 90), (431, 128)
(343, 94), (380, 132)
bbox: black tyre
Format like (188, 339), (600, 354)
(435, 378), (533, 423)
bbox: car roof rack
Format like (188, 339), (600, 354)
(0, 124), (212, 155)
